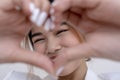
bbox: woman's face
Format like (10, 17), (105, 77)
(31, 22), (82, 76)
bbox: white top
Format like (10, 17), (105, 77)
(4, 68), (120, 80)
(85, 68), (101, 80)
(3, 71), (41, 80)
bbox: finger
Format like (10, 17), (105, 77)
(50, 0), (78, 24)
(50, 0), (71, 23)
(33, 0), (42, 9)
(51, 0), (100, 23)
(66, 11), (82, 27)
(64, 44), (94, 61)
(41, 0), (50, 13)
(29, 0), (42, 25)
(11, 48), (54, 75)
(52, 0), (100, 11)
(13, 0), (50, 27)
(52, 0), (72, 15)
(36, 0), (50, 26)
(52, 11), (69, 25)
(54, 43), (94, 71)
(13, 0), (31, 15)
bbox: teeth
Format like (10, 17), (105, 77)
(36, 12), (48, 27)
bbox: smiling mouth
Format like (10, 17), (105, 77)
(50, 55), (57, 60)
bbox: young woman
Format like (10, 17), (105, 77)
(26, 19), (101, 80)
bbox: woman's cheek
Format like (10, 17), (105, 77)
(34, 44), (46, 55)
(60, 35), (80, 47)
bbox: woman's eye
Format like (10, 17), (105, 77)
(60, 22), (67, 26)
(56, 29), (69, 35)
(34, 38), (45, 43)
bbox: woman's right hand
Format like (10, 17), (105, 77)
(0, 0), (55, 75)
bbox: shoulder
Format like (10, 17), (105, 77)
(85, 68), (120, 80)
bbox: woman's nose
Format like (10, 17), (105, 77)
(47, 46), (62, 55)
(47, 38), (62, 54)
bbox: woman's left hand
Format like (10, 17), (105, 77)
(53, 24), (120, 70)
(50, 0), (120, 70)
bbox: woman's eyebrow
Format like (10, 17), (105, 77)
(31, 32), (43, 38)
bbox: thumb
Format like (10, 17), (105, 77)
(52, 0), (100, 12)
(65, 43), (95, 61)
(13, 0), (31, 16)
(54, 43), (95, 70)
(51, 0), (100, 24)
(11, 48), (54, 75)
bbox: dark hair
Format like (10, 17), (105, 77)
(49, 0), (54, 3)
(28, 31), (34, 47)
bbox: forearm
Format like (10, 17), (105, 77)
(92, 33), (120, 61)
(95, 0), (120, 27)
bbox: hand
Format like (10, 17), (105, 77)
(50, 0), (120, 69)
(53, 25), (120, 69)
(51, 0), (120, 27)
(0, 0), (54, 74)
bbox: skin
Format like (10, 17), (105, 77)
(1, 0), (120, 76)
(31, 22), (85, 77)
(0, 0), (54, 74)
(50, 0), (120, 64)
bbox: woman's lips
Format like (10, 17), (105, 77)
(50, 55), (57, 60)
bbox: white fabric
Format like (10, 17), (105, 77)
(3, 71), (57, 80)
(4, 69), (101, 80)
(85, 68), (101, 80)
(3, 71), (41, 80)
(4, 69), (120, 80)
(99, 72), (120, 80)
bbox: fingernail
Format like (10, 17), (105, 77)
(44, 19), (51, 31)
(30, 8), (40, 23)
(50, 8), (55, 15)
(56, 66), (64, 76)
(50, 22), (55, 29)
(36, 12), (48, 27)
(51, 16), (55, 21)
(29, 2), (35, 13)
